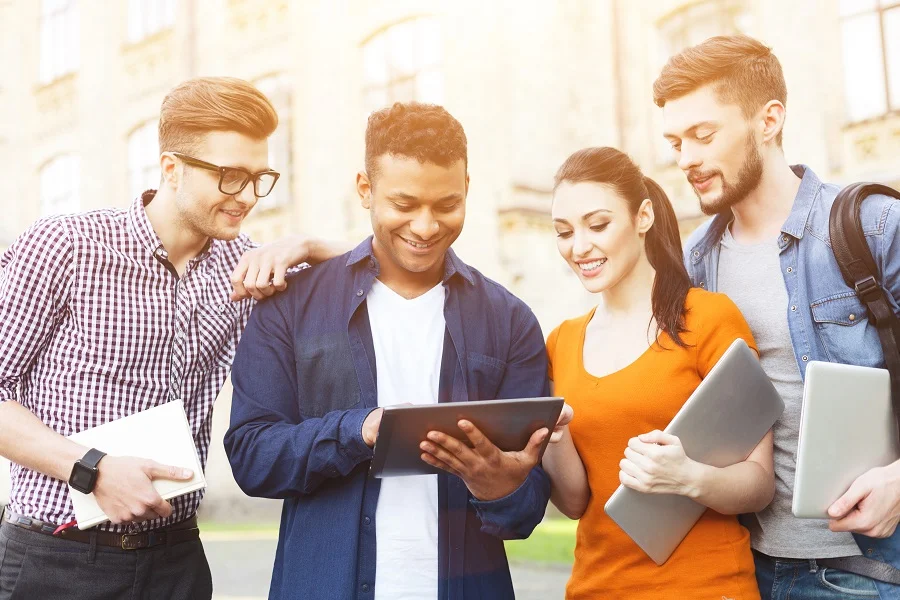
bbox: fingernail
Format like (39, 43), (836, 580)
(427, 432), (439, 441)
(458, 420), (471, 430)
(420, 442), (430, 451)
(182, 469), (192, 478)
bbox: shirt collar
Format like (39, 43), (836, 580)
(780, 164), (822, 240)
(346, 236), (475, 286)
(128, 189), (215, 264)
(689, 164), (821, 263)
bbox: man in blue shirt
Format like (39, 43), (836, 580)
(655, 34), (900, 599)
(225, 102), (568, 600)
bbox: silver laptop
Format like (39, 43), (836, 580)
(604, 338), (784, 565)
(793, 361), (899, 518)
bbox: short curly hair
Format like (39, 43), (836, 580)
(364, 102), (467, 184)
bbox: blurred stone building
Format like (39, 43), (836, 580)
(1, 0), (898, 516)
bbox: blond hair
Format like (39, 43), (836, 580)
(158, 77), (279, 153)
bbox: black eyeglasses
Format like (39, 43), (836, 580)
(172, 152), (280, 198)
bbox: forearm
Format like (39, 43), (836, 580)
(224, 406), (376, 498)
(0, 400), (87, 481)
(542, 428), (590, 519)
(306, 238), (354, 264)
(686, 459), (774, 515)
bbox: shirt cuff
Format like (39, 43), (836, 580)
(469, 469), (544, 538)
(337, 407), (378, 463)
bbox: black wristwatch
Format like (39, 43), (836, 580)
(68, 448), (107, 494)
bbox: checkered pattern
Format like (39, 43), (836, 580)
(0, 191), (254, 532)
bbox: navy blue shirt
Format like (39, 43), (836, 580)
(225, 237), (552, 600)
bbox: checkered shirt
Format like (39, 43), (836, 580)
(0, 191), (254, 532)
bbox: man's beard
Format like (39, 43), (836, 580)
(691, 132), (764, 216)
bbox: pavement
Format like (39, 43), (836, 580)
(202, 530), (571, 600)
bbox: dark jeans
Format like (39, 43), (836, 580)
(0, 521), (213, 600)
(754, 549), (880, 599)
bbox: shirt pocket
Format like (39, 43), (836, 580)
(296, 333), (362, 418)
(192, 301), (239, 372)
(466, 352), (507, 400)
(810, 292), (883, 368)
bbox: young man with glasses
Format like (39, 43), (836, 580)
(0, 77), (346, 599)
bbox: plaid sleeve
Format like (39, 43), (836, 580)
(0, 218), (74, 402)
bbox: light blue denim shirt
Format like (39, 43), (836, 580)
(684, 165), (900, 598)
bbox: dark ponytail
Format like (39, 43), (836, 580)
(554, 147), (692, 347)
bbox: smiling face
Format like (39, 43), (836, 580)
(552, 181), (652, 294)
(662, 84), (764, 215)
(358, 154), (468, 286)
(172, 130), (271, 240)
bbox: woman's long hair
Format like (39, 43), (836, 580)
(554, 147), (692, 346)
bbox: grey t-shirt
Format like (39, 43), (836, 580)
(717, 226), (861, 558)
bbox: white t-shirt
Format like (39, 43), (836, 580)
(367, 279), (446, 600)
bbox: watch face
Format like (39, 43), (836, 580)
(70, 463), (97, 494)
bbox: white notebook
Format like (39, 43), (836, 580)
(67, 400), (207, 529)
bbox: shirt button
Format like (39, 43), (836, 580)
(849, 313), (856, 321)
(693, 251), (700, 258)
(867, 548), (875, 556)
(786, 267), (793, 274)
(218, 304), (227, 313)
(364, 516), (371, 525)
(700, 282), (706, 288)
(781, 235), (788, 243)
(356, 289), (364, 297)
(791, 305), (797, 311)
(362, 584), (370, 592)
(802, 355), (809, 362)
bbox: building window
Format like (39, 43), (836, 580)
(840, 0), (900, 122)
(39, 0), (79, 84)
(361, 17), (443, 112)
(655, 0), (753, 164)
(254, 74), (292, 211)
(127, 0), (176, 43)
(40, 155), (80, 217)
(128, 120), (159, 198)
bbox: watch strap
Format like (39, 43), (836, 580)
(80, 448), (106, 469)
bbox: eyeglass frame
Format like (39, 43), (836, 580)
(170, 152), (281, 198)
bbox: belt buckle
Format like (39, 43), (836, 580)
(121, 533), (146, 551)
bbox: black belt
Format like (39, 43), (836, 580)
(819, 556), (900, 586)
(2, 509), (200, 551)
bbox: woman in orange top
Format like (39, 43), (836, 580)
(542, 147), (774, 599)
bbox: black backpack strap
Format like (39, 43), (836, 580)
(829, 183), (900, 432)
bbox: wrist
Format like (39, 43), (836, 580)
(293, 235), (313, 264)
(680, 459), (707, 500)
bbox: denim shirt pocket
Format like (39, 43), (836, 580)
(296, 333), (362, 418)
(466, 352), (507, 400)
(810, 292), (883, 368)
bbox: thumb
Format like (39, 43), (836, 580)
(522, 427), (549, 461)
(146, 461), (193, 481)
(829, 475), (871, 519)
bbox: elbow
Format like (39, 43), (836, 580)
(751, 478), (776, 513)
(552, 492), (590, 520)
(560, 505), (586, 520)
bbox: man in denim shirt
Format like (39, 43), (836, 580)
(655, 35), (900, 599)
(225, 102), (569, 600)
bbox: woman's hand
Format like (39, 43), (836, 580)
(618, 430), (702, 498)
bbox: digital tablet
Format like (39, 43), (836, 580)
(370, 397), (565, 477)
(793, 361), (898, 518)
(604, 338), (784, 565)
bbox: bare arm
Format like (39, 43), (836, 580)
(542, 425), (590, 519)
(231, 236), (355, 301)
(620, 429), (775, 515)
(0, 400), (87, 481)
